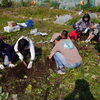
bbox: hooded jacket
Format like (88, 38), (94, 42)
(75, 14), (91, 31)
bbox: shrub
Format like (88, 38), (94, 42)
(1, 0), (12, 7)
(89, 6), (100, 12)
(66, 17), (81, 25)
(75, 2), (92, 11)
(91, 19), (100, 23)
(0, 86), (9, 100)
(50, 1), (59, 9)
(44, 0), (50, 3)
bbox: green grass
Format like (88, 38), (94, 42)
(0, 6), (100, 100)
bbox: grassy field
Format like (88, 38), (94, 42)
(0, 6), (100, 100)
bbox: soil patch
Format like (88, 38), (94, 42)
(2, 59), (56, 93)
(1, 36), (98, 94)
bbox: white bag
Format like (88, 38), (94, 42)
(30, 28), (37, 34)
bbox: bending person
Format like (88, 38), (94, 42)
(0, 39), (14, 69)
(14, 36), (35, 69)
(49, 33), (82, 74)
(85, 23), (100, 43)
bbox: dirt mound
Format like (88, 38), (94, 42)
(2, 60), (56, 93)
(6, 62), (28, 79)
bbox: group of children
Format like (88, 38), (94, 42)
(72, 13), (100, 43)
(0, 36), (35, 69)
(0, 13), (100, 73)
(48, 13), (100, 74)
(51, 14), (100, 43)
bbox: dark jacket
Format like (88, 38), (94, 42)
(0, 43), (13, 61)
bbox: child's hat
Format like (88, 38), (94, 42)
(50, 33), (60, 42)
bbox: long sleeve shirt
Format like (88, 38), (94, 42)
(14, 36), (35, 60)
(0, 43), (13, 61)
(75, 19), (91, 31)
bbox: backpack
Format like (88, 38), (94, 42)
(69, 30), (78, 40)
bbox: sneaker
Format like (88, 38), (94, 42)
(88, 40), (90, 42)
(85, 40), (88, 43)
(85, 39), (90, 43)
(54, 69), (66, 74)
(61, 68), (66, 73)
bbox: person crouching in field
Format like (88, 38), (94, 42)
(0, 39), (14, 69)
(73, 14), (92, 36)
(85, 23), (100, 43)
(49, 33), (82, 74)
(60, 30), (70, 39)
(50, 30), (70, 42)
(14, 36), (35, 69)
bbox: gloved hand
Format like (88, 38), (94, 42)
(8, 64), (14, 68)
(27, 61), (33, 69)
(19, 55), (24, 61)
(0, 64), (5, 69)
(17, 53), (24, 61)
(17, 52), (24, 61)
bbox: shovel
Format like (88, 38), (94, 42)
(22, 61), (27, 67)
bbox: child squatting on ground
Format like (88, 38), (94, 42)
(49, 33), (82, 74)
(85, 23), (100, 43)
(50, 30), (70, 42)
(73, 14), (92, 34)
(59, 30), (70, 39)
(0, 39), (14, 69)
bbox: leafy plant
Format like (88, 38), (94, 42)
(25, 84), (32, 94)
(89, 6), (100, 12)
(0, 86), (9, 100)
(44, 0), (50, 3)
(66, 17), (81, 25)
(50, 1), (59, 9)
(1, 0), (12, 7)
(91, 19), (100, 23)
(75, 1), (92, 11)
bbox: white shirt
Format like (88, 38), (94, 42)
(14, 36), (35, 60)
